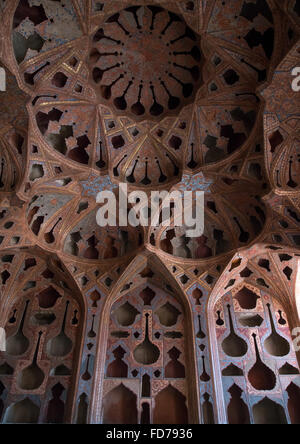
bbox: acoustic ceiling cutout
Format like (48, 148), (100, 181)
(263, 303), (290, 357)
(227, 384), (250, 425)
(113, 301), (140, 327)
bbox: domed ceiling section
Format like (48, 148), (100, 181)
(5, 0), (278, 189)
(262, 42), (300, 194)
(153, 172), (268, 259)
(89, 5), (203, 120)
(26, 183), (143, 261)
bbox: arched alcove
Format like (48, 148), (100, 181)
(3, 397), (40, 424)
(253, 397), (287, 424)
(286, 382), (300, 424)
(0, 248), (85, 424)
(102, 282), (187, 424)
(153, 385), (188, 424)
(102, 384), (138, 424)
(208, 256), (300, 424)
(90, 253), (199, 424)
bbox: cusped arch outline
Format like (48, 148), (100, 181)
(90, 249), (200, 424)
(207, 243), (300, 424)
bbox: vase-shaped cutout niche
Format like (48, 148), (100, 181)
(18, 331), (45, 390)
(47, 301), (72, 357)
(133, 312), (160, 365)
(248, 333), (276, 391)
(263, 303), (290, 357)
(221, 305), (248, 357)
(6, 300), (30, 356)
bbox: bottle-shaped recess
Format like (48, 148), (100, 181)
(264, 303), (290, 357)
(221, 305), (248, 357)
(47, 301), (72, 357)
(216, 310), (224, 326)
(196, 315), (206, 339)
(248, 333), (276, 391)
(18, 331), (45, 390)
(44, 217), (62, 244)
(200, 356), (210, 382)
(131, 84), (145, 116)
(277, 310), (286, 326)
(6, 300), (30, 356)
(134, 312), (160, 365)
(88, 315), (96, 338)
(82, 354), (92, 381)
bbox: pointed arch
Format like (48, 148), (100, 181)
(208, 245), (300, 423)
(252, 397), (287, 424)
(3, 397), (40, 424)
(102, 384), (138, 424)
(153, 385), (188, 424)
(286, 382), (300, 424)
(90, 249), (200, 424)
(0, 247), (86, 424)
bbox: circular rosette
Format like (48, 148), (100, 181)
(153, 173), (268, 259)
(26, 183), (143, 261)
(89, 5), (203, 120)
